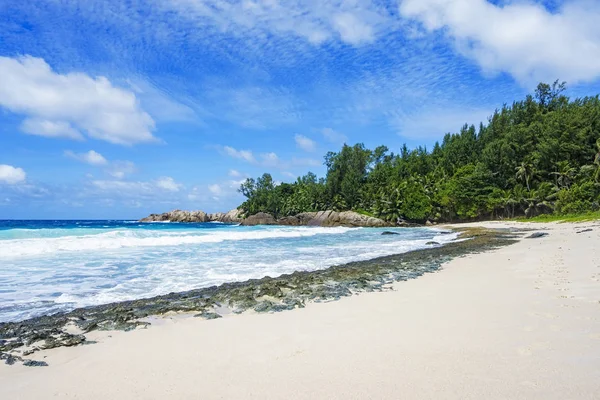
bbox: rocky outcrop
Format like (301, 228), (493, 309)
(239, 212), (278, 226)
(240, 210), (392, 227)
(306, 210), (390, 227)
(141, 208), (391, 227)
(208, 208), (244, 223)
(140, 209), (243, 223)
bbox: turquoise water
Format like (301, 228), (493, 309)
(0, 220), (456, 322)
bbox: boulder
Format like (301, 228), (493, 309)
(278, 216), (301, 226)
(526, 232), (549, 239)
(221, 208), (244, 223)
(240, 212), (278, 226)
(303, 210), (389, 227)
(381, 231), (400, 235)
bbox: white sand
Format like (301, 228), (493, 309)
(1, 221), (600, 399)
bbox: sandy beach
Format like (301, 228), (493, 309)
(1, 221), (599, 399)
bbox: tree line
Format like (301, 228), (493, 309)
(238, 81), (600, 223)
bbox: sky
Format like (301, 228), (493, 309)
(2, 0), (600, 219)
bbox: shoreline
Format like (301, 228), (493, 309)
(2, 220), (599, 399)
(0, 226), (517, 365)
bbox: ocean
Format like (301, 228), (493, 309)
(0, 220), (456, 322)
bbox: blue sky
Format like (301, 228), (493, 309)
(1, 0), (600, 219)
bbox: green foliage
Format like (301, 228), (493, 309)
(239, 82), (600, 222)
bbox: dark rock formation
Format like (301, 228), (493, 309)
(576, 228), (593, 234)
(526, 232), (549, 239)
(381, 231), (400, 235)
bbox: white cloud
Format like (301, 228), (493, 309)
(295, 134), (317, 152)
(222, 146), (256, 163)
(155, 177), (183, 192)
(65, 150), (108, 166)
(0, 55), (157, 145)
(208, 184), (223, 196)
(261, 152), (280, 167)
(399, 0), (600, 84)
(228, 169), (242, 178)
(0, 165), (26, 185)
(21, 119), (83, 140)
(332, 12), (375, 45)
(107, 161), (136, 179)
(321, 128), (348, 145)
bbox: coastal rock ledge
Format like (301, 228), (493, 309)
(241, 210), (392, 228)
(139, 209), (393, 227)
(139, 209), (244, 223)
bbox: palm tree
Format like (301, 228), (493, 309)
(515, 162), (534, 191)
(550, 161), (577, 188)
(594, 139), (600, 183)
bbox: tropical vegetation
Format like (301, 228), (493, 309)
(239, 82), (600, 223)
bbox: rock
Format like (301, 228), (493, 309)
(240, 212), (278, 226)
(426, 241), (440, 245)
(23, 359), (48, 367)
(425, 220), (433, 226)
(140, 208), (243, 223)
(1, 352), (20, 365)
(277, 216), (300, 226)
(526, 232), (549, 239)
(193, 312), (222, 320)
(139, 209), (209, 223)
(241, 210), (390, 227)
(221, 208), (244, 223)
(304, 210), (390, 227)
(576, 228), (593, 234)
(381, 231), (400, 235)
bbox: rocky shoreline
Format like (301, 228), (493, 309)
(140, 209), (407, 227)
(0, 227), (520, 367)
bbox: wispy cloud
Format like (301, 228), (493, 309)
(64, 150), (108, 166)
(222, 146), (256, 163)
(295, 134), (316, 152)
(321, 128), (347, 145)
(163, 0), (396, 46)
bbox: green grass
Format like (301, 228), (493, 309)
(512, 210), (600, 223)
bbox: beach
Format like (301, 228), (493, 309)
(1, 221), (599, 399)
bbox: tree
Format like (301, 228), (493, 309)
(239, 81), (600, 222)
(515, 162), (534, 192)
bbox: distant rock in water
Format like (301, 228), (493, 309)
(576, 228), (593, 234)
(139, 208), (243, 223)
(381, 231), (400, 235)
(526, 232), (549, 239)
(426, 241), (440, 245)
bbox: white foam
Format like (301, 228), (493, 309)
(0, 227), (355, 258)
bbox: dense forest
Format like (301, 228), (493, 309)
(238, 82), (600, 223)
